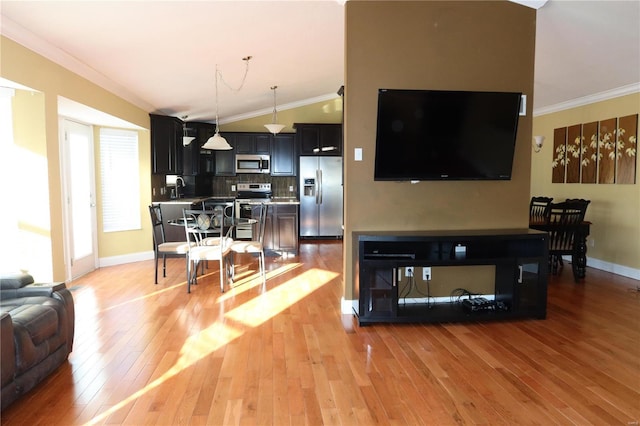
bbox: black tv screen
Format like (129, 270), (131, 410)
(374, 89), (522, 181)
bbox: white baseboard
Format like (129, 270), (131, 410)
(341, 297), (358, 316)
(343, 257), (640, 315)
(99, 251), (154, 268)
(564, 255), (640, 280)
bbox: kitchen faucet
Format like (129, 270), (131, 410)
(174, 176), (185, 198)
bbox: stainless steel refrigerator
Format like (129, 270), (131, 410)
(299, 156), (343, 237)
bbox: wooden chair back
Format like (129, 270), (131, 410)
(529, 196), (553, 224)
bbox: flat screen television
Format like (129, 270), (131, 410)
(374, 89), (522, 181)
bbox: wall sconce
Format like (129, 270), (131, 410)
(533, 135), (545, 152)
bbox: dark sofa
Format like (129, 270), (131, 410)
(0, 273), (75, 410)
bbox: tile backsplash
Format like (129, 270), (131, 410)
(151, 174), (298, 202)
(212, 175), (297, 197)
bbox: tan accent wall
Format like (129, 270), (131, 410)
(343, 1), (536, 300)
(531, 93), (640, 270)
(1, 36), (150, 281)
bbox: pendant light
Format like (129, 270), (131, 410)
(203, 56), (252, 150)
(264, 85), (285, 135)
(202, 65), (232, 150)
(181, 115), (195, 146)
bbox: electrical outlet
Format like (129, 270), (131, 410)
(423, 267), (432, 281)
(289, 185), (294, 192)
(405, 267), (414, 277)
(590, 238), (595, 247)
(231, 185), (236, 192)
(152, 187), (156, 196)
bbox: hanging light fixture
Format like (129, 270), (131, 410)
(203, 56), (252, 150)
(264, 85), (285, 135)
(202, 65), (232, 150)
(181, 116), (195, 146)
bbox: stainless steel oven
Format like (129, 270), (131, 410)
(235, 154), (270, 174)
(234, 183), (272, 239)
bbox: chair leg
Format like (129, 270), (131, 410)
(259, 251), (266, 287)
(162, 254), (167, 277)
(219, 258), (225, 293)
(185, 257), (189, 287)
(154, 252), (159, 284)
(187, 259), (192, 293)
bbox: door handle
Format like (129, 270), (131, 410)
(318, 169), (323, 205)
(315, 169), (320, 205)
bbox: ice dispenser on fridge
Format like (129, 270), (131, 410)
(303, 178), (315, 197)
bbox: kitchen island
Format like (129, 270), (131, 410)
(247, 197), (300, 256)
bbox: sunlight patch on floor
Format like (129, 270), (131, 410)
(225, 268), (339, 327)
(217, 262), (303, 302)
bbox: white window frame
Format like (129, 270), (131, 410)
(99, 128), (141, 232)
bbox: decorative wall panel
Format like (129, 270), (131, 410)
(598, 118), (616, 184)
(552, 127), (566, 183)
(566, 124), (581, 183)
(581, 121), (598, 184)
(616, 114), (638, 184)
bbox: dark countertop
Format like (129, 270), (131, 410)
(153, 196), (299, 205)
(249, 197), (300, 205)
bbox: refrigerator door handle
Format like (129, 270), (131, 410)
(315, 169), (320, 205)
(318, 168), (323, 205)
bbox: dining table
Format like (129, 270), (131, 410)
(529, 220), (591, 280)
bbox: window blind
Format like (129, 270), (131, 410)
(99, 128), (140, 232)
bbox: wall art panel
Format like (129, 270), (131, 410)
(552, 127), (567, 183)
(566, 124), (581, 183)
(581, 121), (598, 184)
(616, 114), (637, 184)
(598, 118), (616, 184)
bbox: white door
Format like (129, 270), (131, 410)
(61, 119), (98, 280)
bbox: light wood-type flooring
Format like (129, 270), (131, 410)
(1, 241), (639, 425)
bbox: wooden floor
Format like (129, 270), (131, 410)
(2, 241), (639, 425)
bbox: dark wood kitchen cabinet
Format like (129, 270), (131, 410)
(234, 133), (270, 155)
(151, 114), (183, 174)
(183, 122), (216, 175)
(295, 123), (342, 156)
(273, 204), (299, 254)
(214, 133), (237, 176)
(270, 133), (296, 176)
(253, 203), (299, 255)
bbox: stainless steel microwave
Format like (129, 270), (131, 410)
(235, 154), (270, 174)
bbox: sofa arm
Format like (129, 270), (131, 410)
(52, 289), (75, 353)
(0, 273), (34, 291)
(1, 312), (15, 389)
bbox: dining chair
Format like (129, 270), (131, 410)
(183, 208), (234, 293)
(148, 205), (193, 284)
(545, 200), (588, 281)
(564, 198), (591, 221)
(229, 203), (268, 287)
(529, 196), (553, 225)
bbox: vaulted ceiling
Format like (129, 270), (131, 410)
(1, 1), (638, 125)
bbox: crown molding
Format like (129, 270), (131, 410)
(219, 92), (340, 125)
(533, 83), (640, 117)
(1, 16), (155, 112)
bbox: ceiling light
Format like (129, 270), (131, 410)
(181, 115), (195, 146)
(203, 57), (252, 150)
(264, 85), (285, 135)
